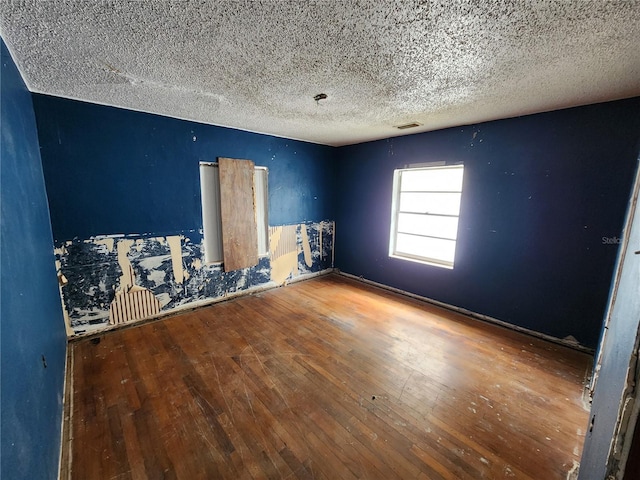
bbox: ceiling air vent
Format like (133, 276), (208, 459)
(395, 122), (422, 130)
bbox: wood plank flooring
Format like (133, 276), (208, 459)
(67, 274), (593, 479)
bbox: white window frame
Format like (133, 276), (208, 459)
(199, 162), (269, 264)
(389, 164), (464, 269)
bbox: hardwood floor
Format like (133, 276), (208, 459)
(67, 274), (592, 479)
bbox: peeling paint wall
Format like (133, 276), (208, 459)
(270, 224), (299, 284)
(31, 94), (337, 337)
(56, 221), (334, 336)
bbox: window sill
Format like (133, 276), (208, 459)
(389, 253), (454, 270)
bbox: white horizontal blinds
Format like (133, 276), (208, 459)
(391, 165), (464, 267)
(395, 234), (457, 264)
(399, 192), (461, 216)
(397, 213), (459, 239)
(200, 163), (223, 263)
(200, 162), (269, 264)
(254, 168), (269, 256)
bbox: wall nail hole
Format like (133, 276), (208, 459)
(372, 395), (376, 400)
(314, 93), (327, 104)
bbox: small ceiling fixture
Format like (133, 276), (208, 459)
(314, 93), (328, 104)
(395, 122), (422, 130)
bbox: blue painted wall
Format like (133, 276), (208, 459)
(1, 39), (67, 480)
(334, 99), (640, 349)
(32, 95), (336, 243)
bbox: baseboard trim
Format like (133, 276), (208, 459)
(336, 271), (595, 355)
(58, 344), (73, 480)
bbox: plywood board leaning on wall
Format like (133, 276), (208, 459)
(218, 157), (259, 272)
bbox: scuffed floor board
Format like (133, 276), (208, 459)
(65, 274), (593, 479)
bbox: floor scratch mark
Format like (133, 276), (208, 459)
(242, 379), (257, 422)
(398, 370), (413, 402)
(187, 400), (218, 455)
(249, 344), (292, 411)
(211, 356), (235, 422)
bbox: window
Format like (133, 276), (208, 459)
(199, 161), (269, 264)
(389, 164), (464, 269)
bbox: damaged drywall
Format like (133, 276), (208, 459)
(110, 284), (161, 325)
(270, 225), (299, 284)
(55, 221), (334, 335)
(301, 223), (313, 268)
(269, 222), (332, 285)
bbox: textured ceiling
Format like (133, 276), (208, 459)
(1, 1), (639, 146)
